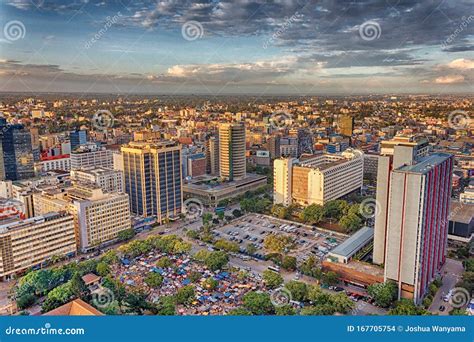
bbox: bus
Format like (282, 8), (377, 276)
(268, 265), (280, 273)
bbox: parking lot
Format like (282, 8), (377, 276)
(214, 213), (346, 263)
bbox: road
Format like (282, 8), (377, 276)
(429, 258), (465, 315)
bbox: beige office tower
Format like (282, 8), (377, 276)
(121, 141), (183, 222)
(273, 157), (296, 206)
(206, 136), (220, 175)
(373, 136), (430, 265)
(338, 115), (354, 137)
(0, 212), (76, 280)
(219, 123), (246, 181)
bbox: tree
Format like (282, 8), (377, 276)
(322, 271), (339, 286)
(176, 285), (195, 305)
(125, 290), (153, 315)
(299, 256), (323, 279)
(281, 255), (297, 271)
(232, 209), (243, 218)
(262, 270), (284, 289)
(101, 250), (119, 265)
(339, 213), (363, 233)
(117, 228), (136, 242)
(202, 213), (213, 226)
(205, 251), (229, 271)
(194, 249), (211, 262)
(172, 241), (192, 254)
(307, 285), (331, 305)
(156, 257), (173, 268)
(463, 258), (474, 272)
(323, 200), (349, 220)
(17, 294), (36, 310)
(203, 277), (219, 290)
(242, 292), (274, 315)
(389, 299), (431, 315)
(186, 230), (199, 239)
(271, 204), (289, 219)
(331, 292), (355, 314)
(156, 296), (176, 315)
(285, 281), (308, 302)
(227, 307), (253, 315)
(145, 272), (163, 288)
(299, 204), (324, 224)
(301, 304), (335, 315)
(42, 282), (74, 313)
(246, 243), (257, 256)
(214, 239), (239, 253)
(70, 273), (89, 299)
(264, 235), (295, 254)
(96, 262), (110, 277)
(275, 304), (296, 316)
(367, 281), (397, 308)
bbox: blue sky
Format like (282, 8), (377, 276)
(0, 0), (473, 94)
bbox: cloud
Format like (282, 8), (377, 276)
(446, 58), (474, 70)
(434, 75), (465, 84)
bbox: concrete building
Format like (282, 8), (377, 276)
(280, 137), (298, 158)
(187, 153), (206, 178)
(121, 141), (182, 222)
(205, 136), (219, 176)
(274, 149), (364, 206)
(0, 212), (76, 280)
(373, 135), (431, 265)
(69, 130), (87, 151)
(338, 115), (354, 137)
(70, 167), (124, 193)
(70, 144), (113, 170)
(0, 118), (35, 181)
(37, 155), (71, 172)
(273, 157), (296, 206)
(219, 123), (246, 181)
(383, 153), (453, 304)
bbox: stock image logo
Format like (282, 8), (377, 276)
(183, 198), (204, 220)
(449, 287), (471, 308)
(92, 287), (115, 308)
(359, 20), (381, 41)
(92, 110), (114, 130)
(269, 111), (292, 129)
(270, 287), (292, 307)
(181, 21), (204, 41)
(359, 198), (380, 219)
(447, 110), (471, 130)
(3, 20), (26, 42)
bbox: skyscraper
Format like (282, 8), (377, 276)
(382, 153), (453, 304)
(70, 129), (88, 151)
(121, 141), (182, 223)
(205, 136), (220, 175)
(373, 136), (431, 265)
(0, 118), (35, 181)
(219, 123), (246, 181)
(338, 115), (354, 137)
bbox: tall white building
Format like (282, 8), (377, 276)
(273, 149), (364, 206)
(219, 123), (246, 181)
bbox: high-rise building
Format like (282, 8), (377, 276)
(267, 135), (281, 159)
(70, 144), (113, 170)
(273, 149), (364, 206)
(69, 130), (88, 151)
(205, 136), (219, 175)
(0, 212), (76, 280)
(280, 137), (298, 158)
(121, 141), (182, 222)
(373, 136), (431, 265)
(0, 118), (35, 181)
(219, 123), (246, 181)
(382, 153), (453, 304)
(338, 115), (354, 137)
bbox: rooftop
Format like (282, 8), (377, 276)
(329, 226), (374, 259)
(449, 201), (474, 224)
(43, 299), (103, 316)
(396, 153), (452, 174)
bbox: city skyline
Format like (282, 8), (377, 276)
(0, 0), (473, 95)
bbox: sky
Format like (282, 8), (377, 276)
(0, 0), (473, 95)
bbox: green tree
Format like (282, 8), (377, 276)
(242, 292), (274, 315)
(145, 272), (163, 288)
(156, 257), (173, 268)
(389, 299), (431, 315)
(339, 213), (363, 233)
(367, 281), (397, 308)
(17, 294), (36, 310)
(281, 255), (297, 271)
(264, 235), (295, 254)
(117, 228), (136, 242)
(176, 285), (195, 305)
(299, 256), (323, 279)
(232, 209), (243, 218)
(214, 239), (239, 253)
(96, 262), (110, 277)
(70, 273), (90, 299)
(202, 213), (213, 226)
(301, 304), (335, 315)
(246, 243), (257, 256)
(262, 270), (284, 289)
(271, 204), (289, 219)
(275, 304), (296, 315)
(322, 271), (339, 286)
(299, 204), (324, 224)
(194, 249), (211, 262)
(205, 251), (229, 271)
(285, 281), (308, 302)
(156, 295), (176, 315)
(227, 307), (253, 315)
(331, 292), (355, 313)
(203, 277), (219, 290)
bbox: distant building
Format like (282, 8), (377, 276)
(448, 201), (474, 243)
(205, 136), (220, 175)
(187, 153), (206, 178)
(338, 115), (354, 137)
(382, 153), (453, 304)
(121, 141), (182, 222)
(0, 118), (35, 181)
(0, 212), (76, 280)
(69, 130), (87, 151)
(37, 154), (71, 172)
(280, 137), (298, 158)
(273, 157), (296, 206)
(266, 135), (281, 159)
(219, 123), (246, 181)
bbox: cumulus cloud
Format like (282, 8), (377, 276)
(434, 75), (465, 84)
(446, 58), (474, 70)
